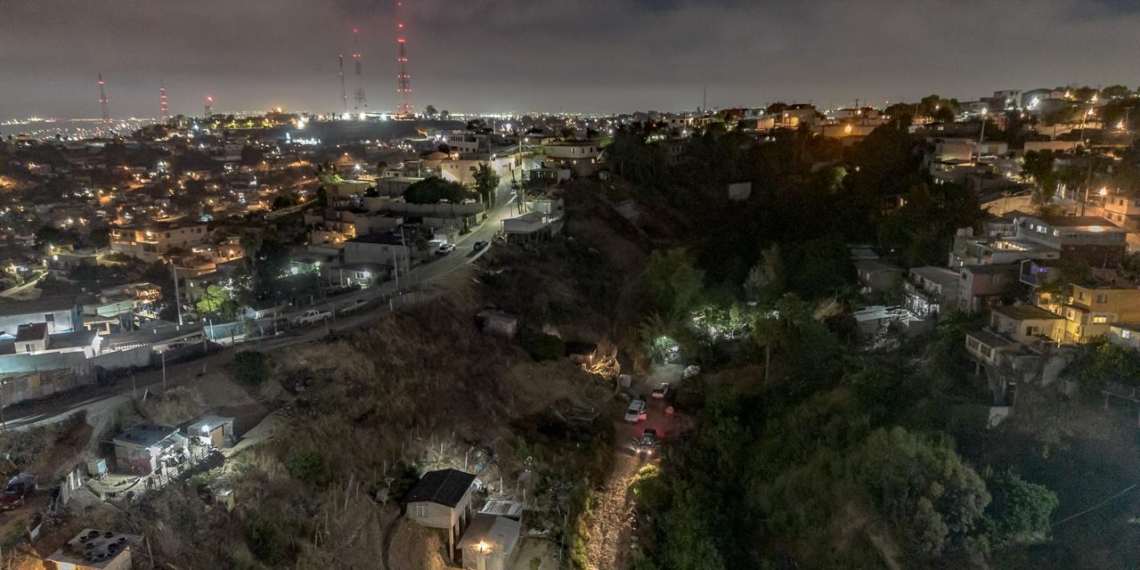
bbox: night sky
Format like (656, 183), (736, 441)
(3, 0), (1140, 118)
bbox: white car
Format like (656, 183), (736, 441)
(624, 399), (647, 423)
(437, 243), (456, 255)
(293, 309), (332, 326)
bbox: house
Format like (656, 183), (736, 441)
(14, 322), (48, 353)
(1108, 323), (1140, 351)
(44, 528), (137, 570)
(854, 259), (903, 295)
(1037, 283), (1140, 344)
(957, 265), (1017, 314)
(0, 296), (82, 336)
(343, 232), (414, 267)
(541, 141), (601, 176)
(457, 514), (522, 570)
(948, 233), (1059, 269)
(1012, 214), (1127, 267)
(406, 469), (477, 559)
(501, 211), (561, 242)
(904, 266), (960, 317)
(109, 222), (211, 262)
(112, 424), (188, 475)
(965, 328), (1019, 367)
(989, 305), (1064, 345)
(185, 415), (236, 449)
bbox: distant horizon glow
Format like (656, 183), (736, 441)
(3, 0), (1139, 119)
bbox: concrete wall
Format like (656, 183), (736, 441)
(383, 202), (485, 217)
(0, 367), (93, 408)
(90, 346), (151, 370)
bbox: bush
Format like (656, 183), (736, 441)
(245, 515), (288, 565)
(524, 333), (565, 362)
(233, 351), (269, 387)
(285, 448), (329, 487)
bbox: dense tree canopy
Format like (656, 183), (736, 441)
(403, 176), (474, 204)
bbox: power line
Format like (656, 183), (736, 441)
(1051, 483), (1137, 528)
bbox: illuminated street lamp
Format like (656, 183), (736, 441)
(475, 540), (490, 570)
(1100, 187), (1108, 197)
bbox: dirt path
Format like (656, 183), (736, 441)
(585, 452), (638, 570)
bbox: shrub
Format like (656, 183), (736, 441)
(233, 351), (269, 387)
(245, 515), (288, 565)
(524, 333), (565, 362)
(286, 448), (329, 487)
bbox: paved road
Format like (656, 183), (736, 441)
(0, 180), (521, 431)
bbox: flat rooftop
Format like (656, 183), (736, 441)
(909, 266), (960, 287)
(991, 305), (1062, 321)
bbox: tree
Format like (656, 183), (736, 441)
(315, 186), (329, 209)
(639, 248), (705, 317)
(852, 427), (991, 558)
(743, 245), (785, 305)
(1065, 341), (1140, 392)
(933, 106), (956, 123)
(403, 176), (473, 204)
(440, 109), (451, 120)
(1023, 150), (1059, 205)
(425, 105), (438, 119)
(473, 163), (500, 206)
(271, 193), (299, 210)
(195, 284), (238, 319)
(1103, 84), (1133, 99)
(981, 469), (1059, 548)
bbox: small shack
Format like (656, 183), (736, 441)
(185, 415), (236, 449)
(112, 424), (187, 475)
(406, 469), (476, 561)
(457, 513), (522, 570)
(44, 528), (137, 570)
(476, 310), (518, 338)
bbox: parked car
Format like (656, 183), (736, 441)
(624, 399), (647, 423)
(339, 299), (367, 315)
(293, 309), (332, 326)
(473, 241), (488, 252)
(0, 473), (37, 511)
(437, 243), (456, 255)
(634, 429), (658, 455)
(651, 383), (671, 399)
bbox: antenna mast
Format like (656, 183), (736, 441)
(352, 28), (367, 113)
(98, 73), (110, 124)
(396, 2), (413, 118)
(159, 83), (170, 124)
(338, 54), (348, 116)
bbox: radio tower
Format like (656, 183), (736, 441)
(159, 83), (170, 124)
(338, 54), (348, 116)
(352, 28), (367, 113)
(204, 95), (213, 117)
(97, 73), (111, 124)
(396, 2), (413, 118)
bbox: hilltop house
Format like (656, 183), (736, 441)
(406, 469), (477, 560)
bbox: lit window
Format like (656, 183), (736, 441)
(1123, 329), (1132, 339)
(1093, 316), (1108, 324)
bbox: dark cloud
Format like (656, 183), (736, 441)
(1, 0), (1138, 118)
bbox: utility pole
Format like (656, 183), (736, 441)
(392, 248), (400, 290)
(161, 351), (167, 393)
(169, 262), (183, 326)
